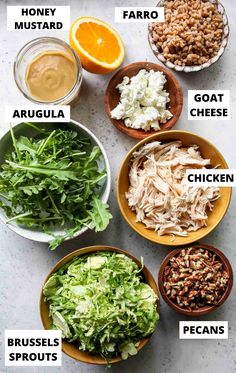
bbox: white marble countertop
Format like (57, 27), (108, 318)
(0, 1), (236, 372)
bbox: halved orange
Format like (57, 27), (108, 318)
(70, 16), (125, 74)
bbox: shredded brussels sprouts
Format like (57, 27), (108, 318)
(43, 251), (159, 361)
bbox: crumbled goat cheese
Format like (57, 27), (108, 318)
(111, 69), (172, 131)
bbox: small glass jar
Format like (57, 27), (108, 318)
(14, 37), (83, 105)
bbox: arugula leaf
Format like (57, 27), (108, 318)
(6, 160), (80, 180)
(89, 196), (113, 232)
(0, 125), (112, 248)
(16, 136), (38, 155)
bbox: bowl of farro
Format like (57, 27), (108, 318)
(148, 0), (229, 72)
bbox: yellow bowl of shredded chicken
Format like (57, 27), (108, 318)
(117, 131), (231, 246)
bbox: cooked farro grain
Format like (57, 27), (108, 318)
(151, 0), (224, 66)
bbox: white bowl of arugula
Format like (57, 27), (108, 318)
(0, 121), (111, 249)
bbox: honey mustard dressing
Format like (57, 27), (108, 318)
(26, 51), (77, 102)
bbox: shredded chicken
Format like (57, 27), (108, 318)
(126, 141), (220, 238)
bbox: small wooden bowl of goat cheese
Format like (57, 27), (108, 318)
(105, 62), (183, 139)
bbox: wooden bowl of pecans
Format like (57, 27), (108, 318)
(148, 0), (229, 73)
(158, 244), (233, 316)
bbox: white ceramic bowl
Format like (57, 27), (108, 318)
(0, 120), (111, 243)
(148, 0), (229, 73)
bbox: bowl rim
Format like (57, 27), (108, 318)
(105, 61), (183, 139)
(39, 245), (160, 365)
(117, 130), (232, 246)
(148, 0), (230, 73)
(0, 120), (111, 243)
(158, 243), (234, 316)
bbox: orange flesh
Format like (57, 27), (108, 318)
(75, 22), (121, 64)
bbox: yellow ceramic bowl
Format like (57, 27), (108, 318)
(117, 131), (231, 246)
(40, 245), (160, 365)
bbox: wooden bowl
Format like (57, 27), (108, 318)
(117, 130), (232, 246)
(105, 62), (183, 139)
(148, 0), (229, 73)
(158, 244), (233, 316)
(40, 245), (160, 365)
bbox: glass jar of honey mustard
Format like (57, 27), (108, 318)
(14, 37), (83, 105)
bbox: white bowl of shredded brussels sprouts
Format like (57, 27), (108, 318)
(40, 246), (160, 365)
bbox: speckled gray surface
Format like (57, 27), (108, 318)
(0, 0), (236, 372)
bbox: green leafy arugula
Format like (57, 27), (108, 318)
(0, 124), (112, 249)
